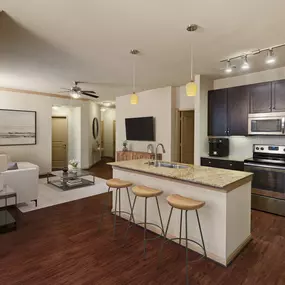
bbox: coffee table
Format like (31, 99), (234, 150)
(47, 169), (95, 191)
(0, 186), (17, 233)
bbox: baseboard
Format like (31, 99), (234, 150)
(226, 234), (252, 266)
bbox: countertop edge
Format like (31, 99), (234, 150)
(111, 165), (253, 193)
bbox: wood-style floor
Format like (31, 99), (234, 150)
(0, 159), (285, 285)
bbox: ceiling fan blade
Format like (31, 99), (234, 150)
(82, 90), (96, 94)
(82, 92), (99, 98)
(60, 87), (71, 90)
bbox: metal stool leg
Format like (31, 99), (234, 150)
(179, 209), (183, 245)
(124, 195), (137, 242)
(196, 210), (207, 258)
(126, 187), (135, 223)
(113, 188), (119, 238)
(155, 197), (164, 236)
(143, 197), (148, 258)
(119, 187), (121, 217)
(158, 206), (174, 266)
(185, 210), (189, 285)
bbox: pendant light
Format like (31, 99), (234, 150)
(130, 49), (139, 104)
(186, 24), (198, 97)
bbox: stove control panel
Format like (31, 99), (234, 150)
(254, 144), (285, 154)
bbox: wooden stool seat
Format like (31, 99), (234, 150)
(132, 185), (163, 198)
(167, 194), (205, 211)
(106, 178), (133, 188)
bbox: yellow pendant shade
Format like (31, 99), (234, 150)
(130, 92), (138, 104)
(186, 81), (197, 97)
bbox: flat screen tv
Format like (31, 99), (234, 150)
(125, 116), (155, 141)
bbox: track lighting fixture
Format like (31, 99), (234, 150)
(265, 49), (276, 64)
(241, 56), (250, 70)
(221, 42), (285, 74)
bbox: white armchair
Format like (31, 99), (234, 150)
(1, 162), (39, 207)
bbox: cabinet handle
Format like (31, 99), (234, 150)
(230, 164), (233, 166)
(225, 131), (227, 134)
(209, 161), (211, 164)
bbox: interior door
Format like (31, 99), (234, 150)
(52, 117), (68, 169)
(180, 111), (194, 164)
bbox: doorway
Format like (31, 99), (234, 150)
(179, 110), (195, 164)
(52, 117), (68, 169)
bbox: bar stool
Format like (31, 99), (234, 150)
(125, 185), (165, 257)
(99, 178), (134, 237)
(159, 194), (207, 285)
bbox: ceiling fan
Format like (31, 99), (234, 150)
(59, 81), (99, 99)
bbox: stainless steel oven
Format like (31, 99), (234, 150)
(248, 112), (285, 135)
(244, 144), (285, 216)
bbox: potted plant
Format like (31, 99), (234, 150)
(122, 140), (128, 152)
(69, 159), (79, 173)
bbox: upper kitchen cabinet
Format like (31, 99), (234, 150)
(249, 82), (272, 113)
(272, 79), (285, 112)
(208, 89), (228, 136)
(227, 86), (248, 136)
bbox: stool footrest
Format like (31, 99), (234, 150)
(134, 222), (164, 241)
(161, 237), (206, 263)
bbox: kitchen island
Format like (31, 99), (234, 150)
(109, 159), (253, 266)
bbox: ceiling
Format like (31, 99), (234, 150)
(1, 0), (285, 101)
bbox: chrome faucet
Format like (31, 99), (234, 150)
(155, 143), (166, 166)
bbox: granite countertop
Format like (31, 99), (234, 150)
(109, 159), (253, 191)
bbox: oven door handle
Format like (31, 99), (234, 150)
(282, 117), (285, 134)
(244, 162), (285, 170)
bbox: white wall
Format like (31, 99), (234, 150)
(102, 108), (116, 158)
(176, 86), (195, 110)
(116, 87), (175, 161)
(0, 90), (100, 174)
(52, 106), (81, 166)
(213, 66), (285, 160)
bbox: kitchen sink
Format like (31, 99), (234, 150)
(146, 161), (189, 169)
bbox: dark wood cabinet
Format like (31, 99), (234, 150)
(208, 89), (228, 136)
(249, 82), (272, 113)
(272, 80), (285, 112)
(227, 86), (248, 136)
(201, 157), (244, 171)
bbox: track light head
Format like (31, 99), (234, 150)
(225, 60), (233, 73)
(241, 56), (250, 70)
(266, 49), (276, 64)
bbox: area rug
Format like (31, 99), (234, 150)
(17, 176), (107, 213)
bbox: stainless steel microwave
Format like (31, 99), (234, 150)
(248, 112), (285, 135)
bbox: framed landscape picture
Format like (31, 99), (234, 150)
(0, 109), (37, 146)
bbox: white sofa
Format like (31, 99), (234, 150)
(1, 162), (39, 207)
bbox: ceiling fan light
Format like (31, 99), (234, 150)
(186, 81), (197, 97)
(100, 107), (106, 112)
(70, 91), (81, 99)
(130, 92), (138, 104)
(266, 49), (276, 64)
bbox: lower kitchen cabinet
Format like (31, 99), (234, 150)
(201, 157), (244, 171)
